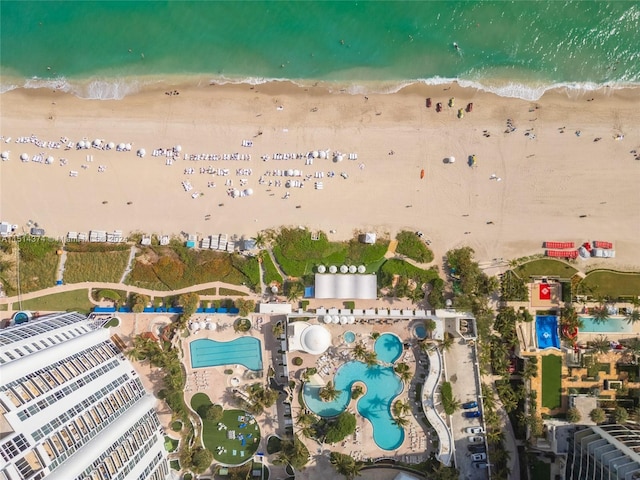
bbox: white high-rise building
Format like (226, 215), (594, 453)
(0, 312), (171, 480)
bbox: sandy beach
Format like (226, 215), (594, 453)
(1, 81), (639, 268)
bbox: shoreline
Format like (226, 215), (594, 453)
(1, 78), (639, 271)
(2, 72), (640, 101)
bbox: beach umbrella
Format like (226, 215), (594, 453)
(357, 265), (366, 273)
(198, 321), (206, 330)
(332, 315), (340, 324)
(312, 150), (319, 158)
(348, 265), (357, 274)
(324, 315), (332, 324)
(107, 142), (115, 150)
(1, 151), (9, 160)
(317, 265), (326, 273)
(46, 156), (54, 164)
(271, 285), (278, 294)
(340, 265), (348, 273)
(329, 265), (337, 273)
(20, 153), (28, 161)
(174, 145), (182, 152)
(287, 169), (294, 176)
(319, 150), (327, 159)
(293, 169), (300, 176)
(244, 188), (254, 196)
(334, 154), (343, 162)
(191, 322), (199, 331)
(78, 140), (86, 149)
(348, 315), (355, 324)
(125, 143), (132, 151)
(117, 143), (126, 151)
(340, 316), (348, 325)
(137, 148), (146, 157)
(231, 189), (240, 198)
(207, 322), (217, 330)
(93, 139), (101, 147)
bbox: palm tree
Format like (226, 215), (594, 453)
(392, 399), (411, 418)
(392, 415), (410, 427)
(394, 363), (413, 384)
(271, 321), (285, 337)
(329, 451), (364, 480)
(441, 333), (454, 352)
(352, 342), (367, 362)
(286, 281), (303, 302)
(363, 351), (378, 367)
(319, 381), (340, 402)
(254, 232), (267, 249)
(590, 335), (611, 355)
(592, 304), (610, 324)
(625, 309), (640, 325)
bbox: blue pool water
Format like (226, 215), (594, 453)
(579, 316), (631, 333)
(414, 324), (427, 340)
(303, 361), (404, 450)
(190, 338), (263, 371)
(375, 333), (403, 364)
(536, 316), (560, 349)
(343, 331), (356, 344)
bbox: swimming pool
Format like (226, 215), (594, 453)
(536, 315), (560, 349)
(579, 316), (631, 333)
(190, 338), (263, 371)
(302, 361), (404, 450)
(374, 333), (403, 364)
(343, 331), (356, 344)
(413, 324), (427, 340)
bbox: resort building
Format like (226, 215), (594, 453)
(566, 424), (640, 479)
(0, 312), (171, 480)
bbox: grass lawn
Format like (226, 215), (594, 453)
(164, 435), (179, 452)
(0, 238), (62, 295)
(13, 289), (93, 313)
(395, 231), (434, 263)
(63, 250), (130, 283)
(219, 287), (248, 296)
(169, 460), (180, 471)
(378, 259), (440, 287)
(190, 393), (260, 465)
(528, 456), (551, 479)
(515, 259), (578, 280)
(171, 420), (183, 432)
(541, 355), (562, 410)
(260, 250), (283, 285)
(103, 318), (120, 328)
(581, 270), (640, 298)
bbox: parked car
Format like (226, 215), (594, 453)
(463, 411), (481, 418)
(468, 444), (486, 453)
(468, 436), (484, 444)
(473, 462), (489, 469)
(471, 453), (487, 462)
(466, 427), (484, 434)
(462, 401), (478, 409)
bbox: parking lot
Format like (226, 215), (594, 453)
(445, 336), (488, 479)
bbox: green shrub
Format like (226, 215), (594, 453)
(292, 357), (303, 366)
(324, 412), (357, 444)
(395, 231), (434, 263)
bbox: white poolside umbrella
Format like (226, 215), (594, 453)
(191, 322), (199, 331)
(107, 142), (115, 150)
(329, 265), (337, 274)
(340, 316), (348, 325)
(340, 265), (348, 273)
(207, 322), (217, 330)
(357, 265), (366, 273)
(198, 321), (206, 330)
(348, 315), (355, 324)
(348, 265), (357, 274)
(324, 315), (332, 324)
(332, 315), (340, 324)
(20, 153), (28, 161)
(317, 265), (326, 273)
(137, 148), (146, 157)
(117, 143), (126, 151)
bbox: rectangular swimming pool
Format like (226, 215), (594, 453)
(536, 315), (560, 349)
(190, 338), (263, 371)
(579, 316), (631, 333)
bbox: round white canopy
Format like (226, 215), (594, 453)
(329, 265), (337, 274)
(78, 140), (86, 148)
(118, 143), (126, 150)
(1, 151), (9, 159)
(300, 324), (331, 355)
(107, 142), (115, 149)
(317, 265), (326, 273)
(348, 315), (355, 324)
(137, 148), (146, 157)
(323, 315), (332, 324)
(340, 316), (348, 325)
(332, 315), (340, 324)
(175, 145), (182, 152)
(244, 188), (254, 196)
(312, 150), (319, 158)
(357, 265), (366, 273)
(20, 153), (28, 161)
(348, 265), (357, 274)
(93, 139), (101, 147)
(319, 150), (327, 159)
(340, 265), (348, 273)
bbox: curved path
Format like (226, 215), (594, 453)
(420, 347), (453, 466)
(0, 280), (258, 306)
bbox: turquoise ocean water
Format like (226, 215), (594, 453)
(1, 1), (639, 100)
